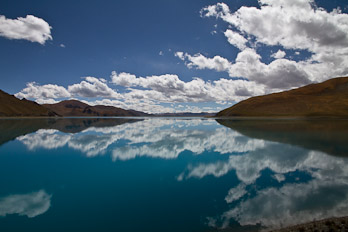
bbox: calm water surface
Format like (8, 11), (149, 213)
(0, 117), (348, 232)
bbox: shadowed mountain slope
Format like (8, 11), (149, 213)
(0, 90), (58, 117)
(217, 77), (348, 117)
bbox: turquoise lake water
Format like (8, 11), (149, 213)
(0, 117), (348, 231)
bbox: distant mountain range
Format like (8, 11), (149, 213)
(0, 91), (149, 117)
(0, 90), (216, 117)
(217, 76), (348, 117)
(2, 76), (348, 118)
(43, 100), (150, 117)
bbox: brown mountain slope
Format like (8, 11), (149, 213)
(43, 100), (89, 116)
(43, 100), (150, 117)
(0, 89), (58, 117)
(217, 76), (348, 117)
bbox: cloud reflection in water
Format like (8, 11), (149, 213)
(0, 190), (51, 218)
(17, 118), (265, 159)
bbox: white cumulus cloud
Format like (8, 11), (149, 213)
(224, 29), (248, 50)
(68, 76), (121, 99)
(111, 71), (265, 104)
(0, 15), (52, 44)
(176, 52), (231, 72)
(188, 0), (348, 91)
(178, 48), (310, 90)
(15, 82), (71, 100)
(271, 50), (286, 59)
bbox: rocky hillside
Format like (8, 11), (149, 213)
(0, 89), (57, 117)
(217, 76), (348, 117)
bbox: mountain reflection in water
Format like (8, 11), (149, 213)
(0, 117), (348, 232)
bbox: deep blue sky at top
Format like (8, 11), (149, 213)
(0, 0), (347, 95)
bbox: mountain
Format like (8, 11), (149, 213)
(217, 76), (348, 117)
(0, 89), (58, 117)
(43, 100), (150, 117)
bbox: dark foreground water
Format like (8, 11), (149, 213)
(0, 117), (348, 232)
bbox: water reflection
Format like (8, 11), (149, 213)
(0, 118), (141, 146)
(111, 120), (265, 161)
(0, 190), (51, 218)
(217, 119), (348, 157)
(210, 119), (348, 230)
(195, 146), (348, 230)
(14, 118), (265, 159)
(0, 118), (348, 231)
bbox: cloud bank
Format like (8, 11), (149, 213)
(176, 0), (348, 91)
(15, 72), (263, 113)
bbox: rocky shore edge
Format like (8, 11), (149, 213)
(270, 216), (348, 232)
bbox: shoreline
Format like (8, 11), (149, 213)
(2, 115), (348, 120)
(270, 216), (348, 232)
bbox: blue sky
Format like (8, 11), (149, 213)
(1, 0), (348, 113)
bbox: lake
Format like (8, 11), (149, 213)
(0, 117), (348, 232)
